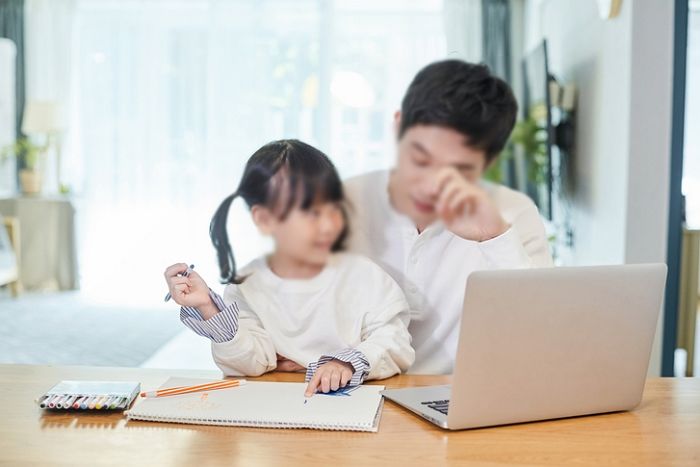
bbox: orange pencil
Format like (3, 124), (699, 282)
(151, 380), (238, 396)
(140, 379), (246, 398)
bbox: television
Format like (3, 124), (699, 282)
(521, 39), (554, 220)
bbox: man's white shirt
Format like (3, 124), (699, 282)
(343, 170), (553, 374)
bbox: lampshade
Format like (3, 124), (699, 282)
(21, 100), (64, 134)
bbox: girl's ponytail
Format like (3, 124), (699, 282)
(209, 192), (239, 284)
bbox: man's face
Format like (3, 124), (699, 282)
(389, 113), (489, 229)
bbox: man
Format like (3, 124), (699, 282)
(343, 59), (552, 374)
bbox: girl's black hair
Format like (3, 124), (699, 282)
(210, 139), (348, 284)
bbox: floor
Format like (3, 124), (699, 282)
(0, 291), (187, 368)
(140, 327), (218, 371)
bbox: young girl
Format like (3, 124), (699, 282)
(164, 139), (414, 396)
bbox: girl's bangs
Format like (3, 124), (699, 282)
(267, 155), (343, 219)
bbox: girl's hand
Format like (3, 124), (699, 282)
(164, 263), (217, 318)
(304, 359), (354, 397)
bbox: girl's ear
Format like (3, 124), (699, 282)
(251, 205), (275, 235)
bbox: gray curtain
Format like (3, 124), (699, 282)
(482, 0), (517, 188)
(481, 0), (511, 82)
(0, 0), (25, 139)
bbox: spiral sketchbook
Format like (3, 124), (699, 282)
(125, 377), (385, 432)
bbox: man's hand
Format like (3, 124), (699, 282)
(304, 359), (354, 397)
(430, 168), (510, 242)
(276, 354), (306, 372)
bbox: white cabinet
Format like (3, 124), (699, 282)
(0, 197), (78, 291)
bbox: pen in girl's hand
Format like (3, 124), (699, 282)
(164, 264), (194, 302)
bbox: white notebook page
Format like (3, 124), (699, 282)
(125, 377), (385, 432)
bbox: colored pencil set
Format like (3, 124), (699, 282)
(36, 381), (141, 411)
(36, 379), (245, 411)
(39, 393), (132, 410)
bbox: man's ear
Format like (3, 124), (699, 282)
(251, 205), (275, 235)
(393, 111), (401, 140)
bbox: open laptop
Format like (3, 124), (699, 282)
(381, 264), (668, 430)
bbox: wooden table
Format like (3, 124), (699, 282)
(1, 364), (699, 466)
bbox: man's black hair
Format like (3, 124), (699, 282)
(400, 60), (518, 161)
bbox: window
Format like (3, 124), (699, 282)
(64, 0), (447, 302)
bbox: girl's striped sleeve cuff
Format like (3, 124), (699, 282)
(305, 348), (370, 386)
(179, 290), (239, 343)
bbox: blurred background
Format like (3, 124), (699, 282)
(0, 0), (697, 378)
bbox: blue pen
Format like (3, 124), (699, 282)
(164, 264), (194, 302)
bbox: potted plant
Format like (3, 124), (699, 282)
(483, 116), (548, 186)
(1, 137), (45, 194)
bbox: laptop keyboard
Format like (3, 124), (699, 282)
(421, 399), (450, 415)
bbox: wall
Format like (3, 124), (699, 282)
(523, 0), (675, 376)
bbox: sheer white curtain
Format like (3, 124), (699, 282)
(24, 0), (77, 194)
(443, 0), (482, 62)
(0, 39), (16, 195)
(23, 0), (483, 303)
